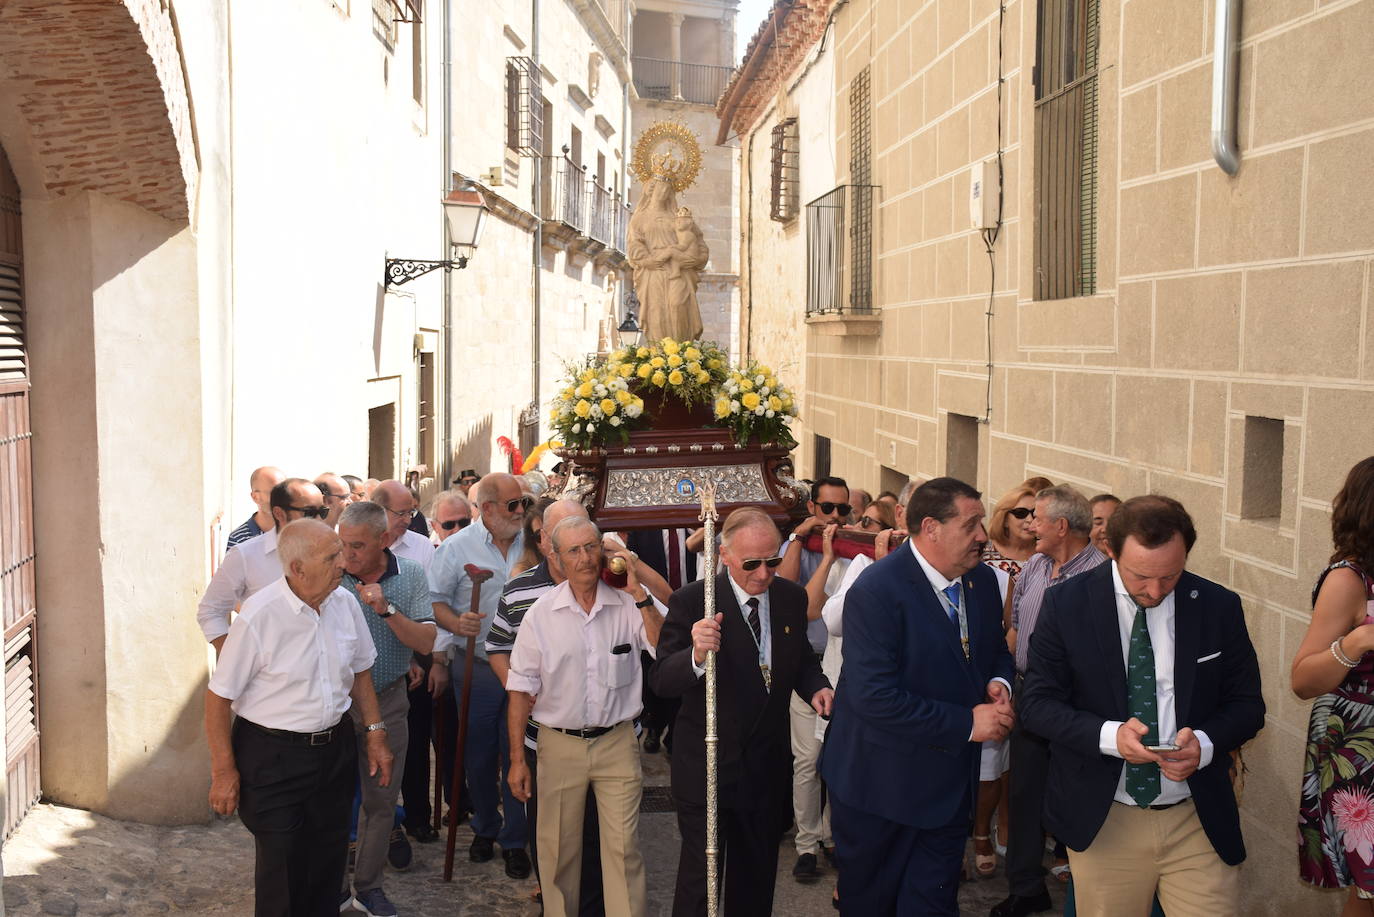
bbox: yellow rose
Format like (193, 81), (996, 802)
(668, 370), (685, 386)
(637, 364), (652, 379)
(768, 395), (783, 411)
(650, 356), (665, 368)
(739, 378), (754, 392)
(696, 371), (711, 384)
(600, 398), (617, 415)
(686, 361), (701, 375)
(574, 399), (592, 418)
(707, 358), (722, 370)
(618, 363), (634, 377)
(662, 339), (680, 355)
(561, 387), (574, 400)
(741, 392), (761, 410)
(610, 349), (627, 362)
(714, 397), (731, 419)
(580, 370), (595, 383)
(651, 371), (667, 387)
(636, 347), (650, 358)
(576, 381), (594, 398)
(667, 354), (683, 368)
(684, 347), (702, 361)
(615, 389), (632, 405)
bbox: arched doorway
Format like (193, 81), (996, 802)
(0, 142), (38, 837)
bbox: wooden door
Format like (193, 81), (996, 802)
(0, 143), (39, 838)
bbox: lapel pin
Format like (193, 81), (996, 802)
(784, 625), (791, 634)
(1189, 590), (1198, 599)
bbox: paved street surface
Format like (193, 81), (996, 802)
(4, 748), (1067, 915)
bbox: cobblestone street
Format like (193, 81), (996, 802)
(3, 749), (1065, 915)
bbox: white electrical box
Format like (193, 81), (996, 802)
(969, 158), (1000, 230)
(481, 167), (504, 187)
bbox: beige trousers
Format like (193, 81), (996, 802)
(1068, 799), (1240, 917)
(789, 692), (832, 854)
(535, 721), (646, 917)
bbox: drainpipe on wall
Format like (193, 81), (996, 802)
(1211, 0), (1241, 175)
(620, 0), (631, 322)
(530, 0), (542, 423)
(441, 0), (454, 483)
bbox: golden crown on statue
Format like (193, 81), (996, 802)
(631, 120), (702, 193)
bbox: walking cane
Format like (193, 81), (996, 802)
(443, 563), (495, 881)
(697, 482), (721, 917)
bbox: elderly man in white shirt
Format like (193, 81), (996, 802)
(205, 519), (394, 917)
(198, 478), (328, 654)
(505, 517), (664, 917)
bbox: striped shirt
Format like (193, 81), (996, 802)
(486, 560), (556, 750)
(1011, 541), (1107, 673)
(225, 514), (263, 552)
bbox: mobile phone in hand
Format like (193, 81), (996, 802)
(1146, 743), (1180, 753)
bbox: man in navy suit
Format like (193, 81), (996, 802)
(819, 477), (1016, 915)
(1019, 495), (1264, 917)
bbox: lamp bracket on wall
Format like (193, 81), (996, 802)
(384, 255), (469, 287)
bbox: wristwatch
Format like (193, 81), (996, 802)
(378, 604), (397, 618)
(365, 722), (387, 733)
(635, 595), (655, 609)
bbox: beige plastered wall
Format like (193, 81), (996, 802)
(738, 0), (1374, 911)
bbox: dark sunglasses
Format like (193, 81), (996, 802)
(1008, 507), (1033, 519)
(439, 518), (471, 531)
(740, 555), (784, 572)
(290, 505), (330, 520)
(857, 516), (892, 531)
(816, 501), (852, 516)
(501, 496), (535, 513)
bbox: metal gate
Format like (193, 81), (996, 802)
(0, 143), (39, 838)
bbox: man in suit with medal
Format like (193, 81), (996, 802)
(651, 506), (833, 917)
(819, 477), (1016, 915)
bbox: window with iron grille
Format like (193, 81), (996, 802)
(506, 56), (544, 156)
(769, 117), (799, 223)
(848, 68), (873, 313)
(1033, 0), (1099, 300)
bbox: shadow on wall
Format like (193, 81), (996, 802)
(451, 413), (493, 481)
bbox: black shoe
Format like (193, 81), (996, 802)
(386, 827), (412, 871)
(503, 847), (532, 879)
(989, 890), (1053, 917)
(643, 733), (661, 754)
(470, 835), (495, 863)
(407, 823), (439, 843)
(792, 852), (820, 882)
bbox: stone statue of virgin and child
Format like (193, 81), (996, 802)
(625, 174), (710, 343)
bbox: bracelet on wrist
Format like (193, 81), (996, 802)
(1331, 637), (1360, 668)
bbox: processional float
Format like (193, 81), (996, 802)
(549, 120), (809, 914)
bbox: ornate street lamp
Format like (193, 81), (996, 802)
(384, 184), (490, 286)
(617, 288), (642, 348)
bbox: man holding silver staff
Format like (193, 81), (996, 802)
(651, 506), (834, 917)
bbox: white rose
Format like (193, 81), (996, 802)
(586, 423), (596, 433)
(766, 409), (775, 418)
(609, 416), (622, 426)
(754, 374), (764, 386)
(754, 406), (766, 416)
(625, 403), (643, 418)
(594, 384), (607, 396)
(572, 423), (581, 433)
(760, 386), (771, 396)
(730, 399), (741, 413)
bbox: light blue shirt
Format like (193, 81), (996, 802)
(428, 516), (524, 658)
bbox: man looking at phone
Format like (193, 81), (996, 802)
(992, 485), (1106, 917)
(1020, 496), (1264, 917)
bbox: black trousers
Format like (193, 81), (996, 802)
(639, 650), (679, 750)
(672, 800), (783, 917)
(235, 717), (357, 917)
(527, 744), (606, 916)
(1006, 701), (1053, 897)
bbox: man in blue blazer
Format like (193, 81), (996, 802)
(1019, 495), (1264, 916)
(820, 477), (1016, 915)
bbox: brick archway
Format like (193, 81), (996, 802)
(0, 0), (197, 222)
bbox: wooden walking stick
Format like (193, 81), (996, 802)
(698, 482), (721, 917)
(443, 563), (495, 881)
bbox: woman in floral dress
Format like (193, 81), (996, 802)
(1295, 456), (1374, 914)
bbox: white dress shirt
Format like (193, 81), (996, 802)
(197, 526), (284, 642)
(208, 577), (378, 733)
(392, 528), (435, 573)
(691, 574), (772, 678)
(506, 580), (657, 730)
(1097, 561), (1214, 806)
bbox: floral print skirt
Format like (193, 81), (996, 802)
(1299, 676), (1374, 892)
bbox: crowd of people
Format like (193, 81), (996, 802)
(198, 456), (1374, 917)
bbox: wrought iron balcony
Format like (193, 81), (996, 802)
(542, 155), (588, 232)
(632, 57), (735, 106)
(806, 184), (879, 316)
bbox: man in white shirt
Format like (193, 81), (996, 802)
(374, 480), (435, 573)
(314, 471), (355, 528)
(505, 517), (663, 917)
(205, 519), (394, 917)
(198, 478), (327, 654)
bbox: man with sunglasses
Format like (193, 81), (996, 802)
(431, 491), (472, 543)
(429, 472), (532, 873)
(198, 478), (327, 655)
(777, 475), (852, 881)
(651, 507), (832, 917)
